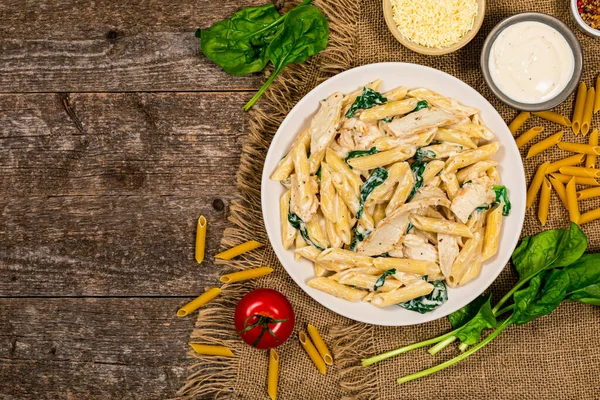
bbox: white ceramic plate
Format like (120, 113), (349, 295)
(261, 63), (526, 326)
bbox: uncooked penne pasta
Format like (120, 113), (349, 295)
(215, 240), (264, 260)
(299, 331), (326, 374)
(557, 142), (600, 155)
(581, 88), (595, 136)
(586, 129), (599, 168)
(195, 215), (207, 264)
(532, 110), (572, 127)
(508, 111), (530, 134)
(566, 177), (580, 223)
(572, 82), (587, 135)
(482, 205), (502, 261)
(526, 131), (563, 158)
(546, 153), (586, 173)
(515, 126), (543, 148)
(558, 166), (600, 178)
(409, 215), (473, 237)
(177, 288), (222, 317)
(220, 266), (273, 284)
(526, 161), (550, 209)
(307, 277), (366, 301)
(576, 187), (600, 200)
(307, 324), (333, 365)
(579, 207), (600, 224)
(549, 173), (600, 186)
(548, 174), (569, 209)
(267, 349), (279, 400)
(538, 178), (551, 226)
(595, 76), (600, 114)
(189, 344), (234, 357)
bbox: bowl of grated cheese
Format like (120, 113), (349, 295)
(383, 0), (485, 55)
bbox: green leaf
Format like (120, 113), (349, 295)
(407, 161), (427, 201)
(453, 294), (497, 345)
(406, 222), (414, 234)
(287, 210), (325, 251)
(511, 223), (587, 282)
(449, 293), (493, 329)
(316, 166), (322, 180)
(381, 116), (394, 123)
(357, 167), (388, 219)
(563, 253), (600, 305)
(492, 185), (511, 216)
(414, 148), (436, 162)
(511, 269), (569, 325)
(374, 268), (396, 291)
(350, 227), (371, 251)
(344, 147), (379, 168)
(399, 280), (448, 314)
(411, 100), (428, 113)
(345, 88), (387, 118)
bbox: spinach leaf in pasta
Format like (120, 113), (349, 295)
(399, 279), (448, 314)
(345, 88), (387, 118)
(374, 268), (396, 291)
(407, 161), (427, 201)
(287, 211), (324, 251)
(356, 167), (388, 219)
(491, 185), (511, 216)
(344, 147), (379, 168)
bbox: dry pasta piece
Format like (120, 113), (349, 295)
(526, 131), (563, 158)
(526, 161), (550, 209)
(195, 215), (207, 264)
(267, 349), (279, 400)
(576, 187), (600, 200)
(579, 208), (600, 224)
(220, 266), (273, 284)
(177, 288), (222, 317)
(548, 174), (569, 209)
(586, 129), (599, 168)
(595, 76), (600, 114)
(557, 142), (600, 155)
(508, 111), (530, 135)
(189, 344), (234, 357)
(549, 173), (600, 186)
(581, 88), (596, 136)
(546, 153), (586, 173)
(307, 324), (333, 365)
(558, 166), (600, 178)
(538, 178), (551, 226)
(572, 82), (587, 134)
(215, 240), (264, 260)
(515, 126), (543, 148)
(299, 331), (326, 374)
(566, 177), (580, 223)
(532, 111), (571, 127)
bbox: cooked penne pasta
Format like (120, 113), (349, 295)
(557, 142), (600, 155)
(307, 277), (367, 301)
(515, 126), (543, 148)
(595, 76), (600, 114)
(538, 178), (551, 226)
(271, 130), (310, 181)
(549, 173), (600, 186)
(532, 110), (572, 127)
(359, 98), (418, 122)
(189, 343), (234, 357)
(586, 129), (599, 168)
(526, 131), (563, 158)
(448, 234), (480, 287)
(407, 88), (478, 116)
(434, 128), (477, 148)
(215, 240), (264, 260)
(370, 280), (434, 307)
(546, 153), (586, 173)
(572, 82), (588, 134)
(385, 165), (414, 215)
(482, 205), (502, 261)
(294, 234), (307, 262)
(342, 79), (382, 107)
(455, 160), (498, 184)
(319, 164), (337, 221)
(177, 288), (222, 317)
(220, 266), (273, 284)
(576, 187), (600, 200)
(548, 174), (569, 209)
(338, 271), (402, 292)
(267, 349), (279, 400)
(281, 191), (296, 250)
(558, 166), (600, 178)
(579, 207), (600, 224)
(373, 203), (387, 225)
(422, 160), (446, 184)
(566, 177), (580, 223)
(305, 216), (329, 249)
(372, 257), (441, 276)
(325, 148), (363, 193)
(526, 161), (550, 209)
(508, 111), (530, 134)
(307, 324), (333, 365)
(195, 215), (207, 264)
(299, 331), (326, 374)
(409, 215), (472, 237)
(444, 142), (500, 173)
(318, 248), (374, 268)
(383, 86), (408, 101)
(347, 145), (414, 170)
(581, 88), (595, 136)
(440, 172), (460, 200)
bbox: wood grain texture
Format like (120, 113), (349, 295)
(0, 0), (267, 92)
(0, 92), (249, 296)
(0, 297), (195, 399)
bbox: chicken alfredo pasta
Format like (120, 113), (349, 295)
(272, 80), (511, 313)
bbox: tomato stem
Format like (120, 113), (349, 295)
(239, 314), (288, 347)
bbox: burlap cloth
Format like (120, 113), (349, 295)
(177, 1), (600, 398)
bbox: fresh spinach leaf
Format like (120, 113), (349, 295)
(407, 161), (427, 201)
(374, 268), (396, 291)
(345, 147), (379, 168)
(287, 211), (325, 251)
(449, 293), (493, 329)
(399, 280), (448, 314)
(350, 227), (371, 251)
(510, 269), (569, 325)
(411, 100), (428, 113)
(415, 148), (436, 162)
(382, 116), (394, 123)
(563, 253), (600, 305)
(492, 185), (511, 216)
(316, 166), (322, 180)
(453, 294), (497, 345)
(345, 88), (387, 118)
(356, 167), (388, 219)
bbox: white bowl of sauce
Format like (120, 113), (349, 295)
(481, 13), (583, 111)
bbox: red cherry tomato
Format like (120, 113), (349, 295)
(234, 288), (295, 349)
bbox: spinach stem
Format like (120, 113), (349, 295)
(492, 275), (535, 314)
(243, 71), (279, 111)
(495, 304), (515, 316)
(427, 335), (456, 355)
(397, 320), (511, 385)
(458, 342), (469, 352)
(361, 328), (460, 367)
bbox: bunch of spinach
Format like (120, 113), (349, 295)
(197, 0), (329, 110)
(361, 222), (600, 383)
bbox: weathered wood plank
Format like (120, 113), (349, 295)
(0, 297), (195, 399)
(0, 0), (268, 92)
(0, 92), (249, 296)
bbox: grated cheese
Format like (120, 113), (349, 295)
(390, 0), (478, 49)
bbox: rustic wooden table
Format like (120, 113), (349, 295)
(0, 1), (266, 398)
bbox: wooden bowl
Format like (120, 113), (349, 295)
(382, 0), (486, 56)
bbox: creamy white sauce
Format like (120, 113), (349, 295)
(488, 21), (574, 104)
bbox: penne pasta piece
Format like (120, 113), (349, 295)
(440, 172), (460, 200)
(557, 142), (600, 155)
(508, 111), (530, 134)
(487, 166), (501, 185)
(307, 324), (333, 365)
(566, 177), (580, 223)
(576, 187), (600, 200)
(317, 248), (374, 268)
(373, 203), (387, 225)
(526, 131), (563, 158)
(299, 331), (327, 374)
(455, 160), (498, 184)
(548, 173), (600, 186)
(422, 160), (446, 185)
(572, 82), (587, 134)
(294, 234), (307, 262)
(458, 231), (484, 286)
(338, 272), (402, 292)
(305, 215), (329, 249)
(272, 130), (310, 181)
(546, 153), (586, 173)
(385, 165), (414, 216)
(331, 172), (359, 214)
(450, 122), (494, 140)
(307, 277), (367, 301)
(558, 166), (600, 178)
(409, 214), (473, 237)
(370, 280), (434, 307)
(372, 257), (441, 276)
(579, 207), (600, 224)
(267, 349), (279, 400)
(177, 288), (222, 317)
(586, 129), (599, 168)
(335, 198), (352, 245)
(596, 76), (600, 114)
(515, 126), (543, 148)
(434, 128), (478, 149)
(325, 217), (342, 248)
(189, 344), (234, 357)
(220, 267), (273, 284)
(195, 215), (207, 264)
(281, 191), (296, 250)
(359, 98), (418, 122)
(448, 235), (479, 287)
(532, 110), (572, 127)
(215, 240), (264, 260)
(408, 88), (479, 116)
(444, 142), (500, 173)
(538, 178), (551, 226)
(526, 161), (550, 209)
(482, 205), (503, 261)
(319, 164), (337, 222)
(367, 162), (407, 206)
(314, 264), (327, 277)
(581, 88), (595, 136)
(347, 145), (415, 170)
(325, 148), (363, 193)
(342, 79), (382, 107)
(548, 174), (569, 209)
(383, 86), (408, 101)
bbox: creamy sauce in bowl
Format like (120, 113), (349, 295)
(488, 21), (575, 104)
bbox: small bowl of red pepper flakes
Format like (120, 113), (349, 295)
(571, 0), (600, 37)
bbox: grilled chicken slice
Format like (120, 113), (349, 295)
(310, 92), (344, 156)
(450, 179), (495, 223)
(385, 108), (462, 138)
